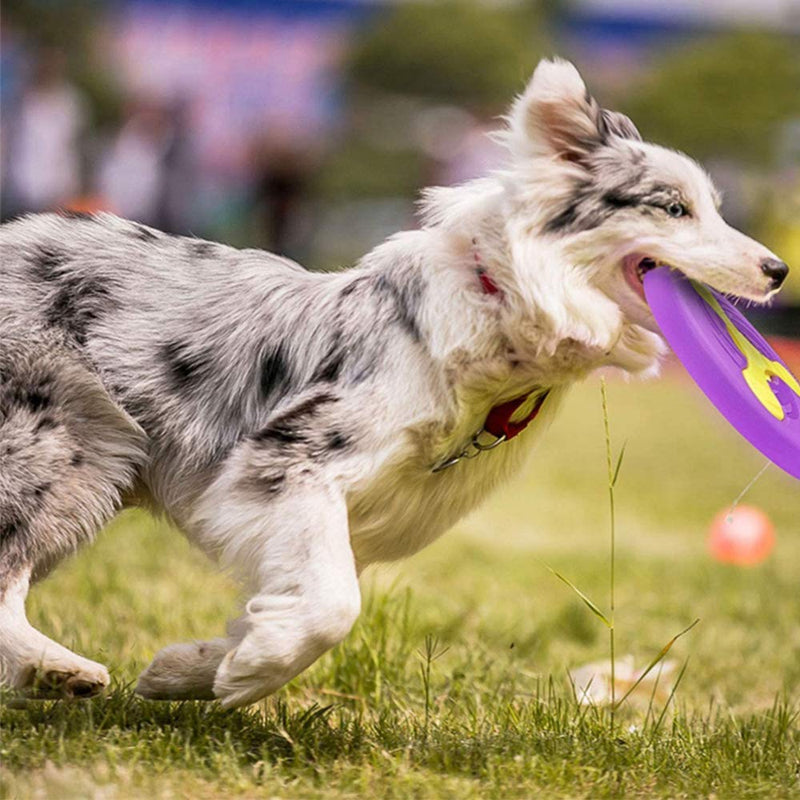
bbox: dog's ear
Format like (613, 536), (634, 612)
(508, 59), (640, 164)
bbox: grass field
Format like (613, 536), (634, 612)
(2, 370), (800, 799)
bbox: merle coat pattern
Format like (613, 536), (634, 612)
(0, 60), (788, 707)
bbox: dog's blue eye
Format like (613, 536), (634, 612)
(667, 202), (687, 218)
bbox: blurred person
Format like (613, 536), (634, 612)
(0, 24), (27, 219)
(250, 132), (319, 259)
(98, 96), (194, 230)
(5, 47), (87, 215)
(155, 97), (197, 234)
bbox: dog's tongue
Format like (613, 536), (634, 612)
(643, 266), (800, 481)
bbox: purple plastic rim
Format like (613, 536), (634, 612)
(643, 267), (800, 481)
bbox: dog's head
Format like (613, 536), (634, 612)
(504, 59), (789, 332)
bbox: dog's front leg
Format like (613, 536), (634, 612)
(137, 473), (360, 708)
(212, 479), (360, 708)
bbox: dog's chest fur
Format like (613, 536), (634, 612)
(345, 389), (565, 567)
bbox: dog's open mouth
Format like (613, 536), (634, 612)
(623, 255), (664, 301)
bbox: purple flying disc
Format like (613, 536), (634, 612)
(643, 267), (800, 481)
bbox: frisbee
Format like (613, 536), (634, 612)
(643, 267), (800, 481)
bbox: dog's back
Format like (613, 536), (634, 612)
(1, 213), (348, 506)
(0, 212), (447, 517)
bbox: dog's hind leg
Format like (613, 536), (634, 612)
(137, 448), (360, 708)
(0, 346), (146, 698)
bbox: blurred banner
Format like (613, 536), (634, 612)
(109, 0), (370, 175)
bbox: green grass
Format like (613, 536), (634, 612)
(2, 373), (800, 799)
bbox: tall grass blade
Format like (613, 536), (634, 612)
(613, 619), (699, 710)
(611, 442), (627, 488)
(545, 564), (612, 628)
(650, 658), (690, 739)
(600, 377), (618, 726)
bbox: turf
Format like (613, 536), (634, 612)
(2, 371), (799, 799)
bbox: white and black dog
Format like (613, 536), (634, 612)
(0, 59), (789, 708)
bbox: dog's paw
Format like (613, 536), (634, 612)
(136, 639), (229, 701)
(17, 661), (109, 700)
(212, 646), (275, 709)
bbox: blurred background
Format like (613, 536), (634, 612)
(1, 0), (799, 323)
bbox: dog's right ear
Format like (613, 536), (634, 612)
(507, 58), (640, 164)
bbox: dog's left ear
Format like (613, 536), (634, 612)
(508, 58), (640, 164)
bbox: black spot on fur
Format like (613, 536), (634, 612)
(3, 376), (52, 415)
(542, 180), (607, 234)
(0, 514), (25, 542)
(58, 209), (97, 221)
(373, 274), (423, 341)
(340, 276), (370, 298)
(27, 389), (51, 413)
(281, 393), (337, 423)
(32, 482), (51, 501)
(602, 190), (641, 210)
(312, 333), (345, 383)
(70, 451), (84, 467)
(118, 391), (160, 435)
(161, 340), (212, 392)
(257, 474), (286, 495)
(28, 245), (68, 282)
(33, 416), (58, 433)
(253, 393), (336, 446)
(326, 430), (350, 451)
(260, 346), (291, 400)
(253, 424), (307, 446)
(44, 276), (114, 346)
(315, 351), (345, 383)
(189, 241), (216, 258)
(543, 201), (581, 234)
(132, 223), (159, 241)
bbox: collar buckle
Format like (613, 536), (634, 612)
(431, 429), (507, 473)
(431, 388), (550, 473)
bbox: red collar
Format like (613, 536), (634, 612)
(484, 389), (549, 441)
(473, 240), (545, 440)
(477, 267), (501, 296)
(432, 240), (545, 471)
(473, 237), (503, 297)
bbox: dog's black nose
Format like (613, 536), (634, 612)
(761, 258), (789, 290)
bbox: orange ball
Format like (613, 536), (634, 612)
(708, 505), (775, 566)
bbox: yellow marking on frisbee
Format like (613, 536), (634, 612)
(692, 281), (800, 421)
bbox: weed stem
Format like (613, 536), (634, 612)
(601, 378), (617, 731)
